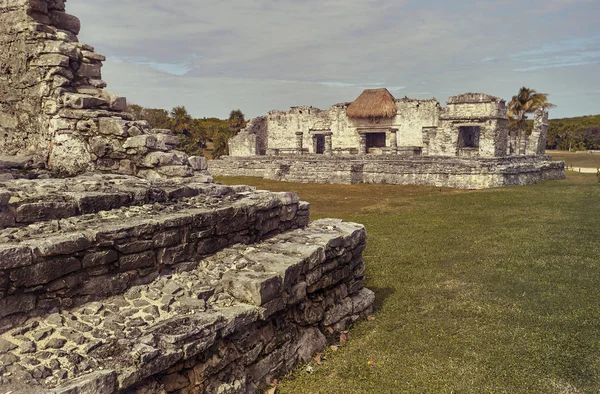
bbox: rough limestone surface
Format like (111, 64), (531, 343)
(0, 174), (374, 393)
(0, 0), (205, 179)
(219, 93), (565, 189)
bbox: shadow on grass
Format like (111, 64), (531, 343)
(368, 286), (396, 313)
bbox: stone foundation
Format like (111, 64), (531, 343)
(0, 175), (374, 393)
(209, 154), (566, 189)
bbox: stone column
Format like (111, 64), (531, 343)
(312, 134), (318, 154)
(389, 128), (398, 154)
(359, 132), (367, 155)
(324, 132), (333, 155)
(527, 109), (549, 156)
(295, 132), (303, 154)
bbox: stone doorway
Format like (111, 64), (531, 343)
(366, 132), (386, 149)
(315, 135), (325, 154)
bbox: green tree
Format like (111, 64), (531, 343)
(141, 108), (171, 129)
(228, 109), (246, 136)
(508, 87), (556, 153)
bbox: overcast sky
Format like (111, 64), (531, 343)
(69, 0), (600, 119)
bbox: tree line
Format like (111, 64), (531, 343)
(127, 104), (246, 158)
(546, 115), (600, 151)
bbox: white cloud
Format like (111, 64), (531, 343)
(68, 0), (600, 119)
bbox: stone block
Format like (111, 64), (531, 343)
(49, 11), (81, 34)
(0, 245), (32, 269)
(99, 90), (127, 112)
(119, 251), (156, 271)
(63, 93), (107, 109)
(30, 233), (91, 257)
(10, 257), (80, 287)
(155, 133), (179, 147)
(82, 50), (106, 62)
(351, 287), (375, 314)
(295, 327), (327, 363)
(156, 165), (193, 178)
(0, 208), (15, 228)
(73, 192), (131, 214)
(0, 294), (36, 319)
(122, 135), (157, 149)
(141, 151), (188, 168)
(98, 117), (128, 137)
(15, 201), (77, 223)
(153, 229), (183, 248)
(49, 133), (93, 175)
(156, 244), (191, 266)
(77, 63), (102, 79)
(51, 370), (117, 394)
(115, 240), (154, 254)
(40, 41), (80, 60)
(81, 250), (118, 268)
(49, 117), (72, 131)
(47, 0), (65, 11)
(0, 190), (11, 206)
(188, 156), (208, 171)
(221, 270), (282, 306)
(322, 297), (353, 326)
(31, 53), (70, 67)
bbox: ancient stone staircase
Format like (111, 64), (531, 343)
(0, 174), (374, 393)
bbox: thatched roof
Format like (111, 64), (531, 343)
(346, 88), (397, 119)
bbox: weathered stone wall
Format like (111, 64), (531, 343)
(395, 98), (440, 146)
(0, 0), (204, 179)
(0, 174), (374, 394)
(209, 155), (566, 189)
(232, 99), (440, 156)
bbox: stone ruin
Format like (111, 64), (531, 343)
(0, 1), (375, 393)
(210, 90), (566, 189)
(0, 0), (208, 179)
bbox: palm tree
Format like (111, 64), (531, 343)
(508, 87), (555, 154)
(170, 106), (192, 135)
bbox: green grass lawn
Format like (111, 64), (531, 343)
(217, 173), (600, 394)
(548, 150), (600, 169)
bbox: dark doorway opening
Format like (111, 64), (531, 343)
(458, 126), (480, 148)
(315, 135), (325, 154)
(366, 132), (386, 149)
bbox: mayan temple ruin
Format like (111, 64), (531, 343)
(0, 1), (375, 393)
(209, 89), (566, 189)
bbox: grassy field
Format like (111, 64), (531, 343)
(215, 173), (600, 393)
(548, 150), (600, 169)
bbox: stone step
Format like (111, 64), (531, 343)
(0, 219), (373, 394)
(0, 175), (310, 333)
(0, 174), (243, 227)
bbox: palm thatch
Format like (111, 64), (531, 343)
(346, 88), (397, 119)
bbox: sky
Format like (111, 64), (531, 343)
(68, 0), (600, 120)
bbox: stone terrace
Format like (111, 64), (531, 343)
(0, 175), (374, 393)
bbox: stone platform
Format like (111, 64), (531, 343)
(0, 174), (374, 393)
(209, 154), (566, 189)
